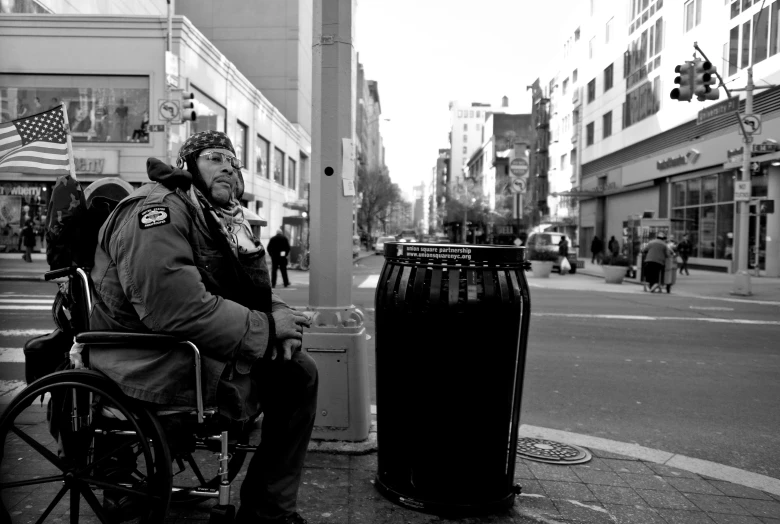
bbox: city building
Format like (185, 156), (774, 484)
(539, 0), (780, 275)
(0, 3), (308, 252)
(412, 182), (427, 234)
(431, 148), (450, 233)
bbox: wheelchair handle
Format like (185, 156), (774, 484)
(45, 267), (76, 281)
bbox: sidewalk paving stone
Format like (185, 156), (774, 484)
(637, 488), (701, 511)
(668, 476), (727, 495)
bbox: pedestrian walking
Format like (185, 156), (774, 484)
(608, 235), (620, 257)
(677, 234), (692, 275)
(590, 235), (603, 264)
(641, 232), (674, 292)
(267, 228), (292, 288)
(20, 220), (36, 262)
(558, 235), (570, 275)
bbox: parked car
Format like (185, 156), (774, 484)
(375, 235), (397, 255)
(526, 232), (578, 274)
(396, 229), (418, 243)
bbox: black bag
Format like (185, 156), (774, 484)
(23, 290), (73, 384)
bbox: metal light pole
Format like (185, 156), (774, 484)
(733, 69), (754, 295)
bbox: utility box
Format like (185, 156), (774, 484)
(304, 307), (370, 442)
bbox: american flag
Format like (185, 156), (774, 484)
(0, 105), (70, 175)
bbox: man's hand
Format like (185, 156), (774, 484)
(271, 308), (311, 341)
(277, 338), (302, 361)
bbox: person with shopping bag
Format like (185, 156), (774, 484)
(558, 235), (571, 275)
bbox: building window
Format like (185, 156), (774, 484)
(463, 123), (468, 131)
(585, 122), (594, 146)
(671, 174), (734, 260)
(288, 157), (297, 190)
(463, 146), (467, 155)
(606, 17), (613, 43)
(589, 37), (595, 58)
(189, 85), (226, 134)
(273, 147), (285, 185)
(256, 134), (269, 178)
(575, 27), (580, 40)
(602, 111), (612, 138)
(463, 135), (467, 143)
(235, 120), (248, 168)
(0, 73), (150, 143)
(731, 0), (740, 18)
(562, 78), (569, 95)
(753, 6), (770, 64)
(560, 154), (567, 170)
(604, 64), (614, 92)
(729, 26), (739, 76)
(587, 79), (596, 103)
(742, 19), (751, 69)
(469, 110), (474, 117)
(573, 69), (578, 83)
(0, 0), (51, 13)
(655, 17), (664, 53)
(571, 148), (577, 167)
(684, 0), (702, 33)
(476, 123), (481, 131)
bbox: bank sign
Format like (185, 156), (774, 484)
(656, 149), (700, 170)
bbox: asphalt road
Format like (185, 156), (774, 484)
(1, 254), (778, 481)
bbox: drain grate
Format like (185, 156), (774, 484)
(516, 437), (592, 465)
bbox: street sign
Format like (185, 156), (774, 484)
(697, 96), (739, 125)
(510, 158), (528, 176)
(148, 124), (165, 132)
(509, 176), (526, 194)
(158, 99), (180, 121)
(735, 181), (752, 201)
(739, 114), (762, 135)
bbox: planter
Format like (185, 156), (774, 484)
(530, 260), (554, 278)
(603, 265), (627, 284)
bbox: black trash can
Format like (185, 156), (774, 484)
(374, 242), (531, 516)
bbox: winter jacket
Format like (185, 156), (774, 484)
(89, 159), (287, 421)
(267, 233), (291, 260)
(642, 239), (673, 266)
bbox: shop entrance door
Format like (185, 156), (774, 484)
(749, 201), (767, 274)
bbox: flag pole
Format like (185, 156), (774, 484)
(59, 102), (77, 181)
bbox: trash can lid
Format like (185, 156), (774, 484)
(384, 242), (525, 265)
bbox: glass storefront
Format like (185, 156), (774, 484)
(0, 74), (149, 143)
(0, 181), (52, 251)
(671, 172), (735, 260)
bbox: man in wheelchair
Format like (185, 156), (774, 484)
(88, 130), (317, 524)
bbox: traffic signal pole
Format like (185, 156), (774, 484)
(734, 69), (754, 295)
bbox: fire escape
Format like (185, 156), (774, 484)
(532, 96), (551, 218)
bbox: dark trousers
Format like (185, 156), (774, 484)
(23, 245), (33, 262)
(271, 257), (289, 287)
(645, 261), (664, 286)
(679, 256), (689, 275)
(236, 350), (318, 522)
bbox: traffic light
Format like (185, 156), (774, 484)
(694, 60), (720, 101)
(180, 91), (197, 122)
(670, 62), (694, 102)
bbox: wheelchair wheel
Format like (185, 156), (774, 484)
(0, 369), (172, 523)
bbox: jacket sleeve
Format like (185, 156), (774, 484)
(110, 197), (271, 372)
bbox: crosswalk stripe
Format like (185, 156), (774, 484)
(0, 305), (51, 310)
(0, 299), (53, 304)
(0, 329), (51, 337)
(0, 348), (24, 362)
(358, 274), (380, 289)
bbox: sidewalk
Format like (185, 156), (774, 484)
(576, 259), (780, 303)
(2, 403), (779, 523)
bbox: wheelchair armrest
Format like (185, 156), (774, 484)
(76, 331), (207, 424)
(75, 331), (181, 346)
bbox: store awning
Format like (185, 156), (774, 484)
(242, 206), (267, 227)
(282, 198), (308, 212)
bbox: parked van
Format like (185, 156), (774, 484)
(526, 232), (578, 274)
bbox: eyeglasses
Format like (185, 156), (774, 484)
(199, 151), (243, 170)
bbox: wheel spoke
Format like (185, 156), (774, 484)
(75, 436), (136, 477)
(0, 474), (65, 489)
(76, 481), (112, 524)
(33, 483), (70, 524)
(10, 425), (66, 472)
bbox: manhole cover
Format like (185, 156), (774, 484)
(516, 437), (592, 465)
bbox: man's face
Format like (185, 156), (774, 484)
(196, 148), (239, 207)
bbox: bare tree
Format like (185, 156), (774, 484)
(357, 166), (401, 240)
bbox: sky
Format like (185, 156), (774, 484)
(355, 0), (582, 199)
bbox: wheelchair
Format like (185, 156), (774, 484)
(0, 265), (260, 523)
